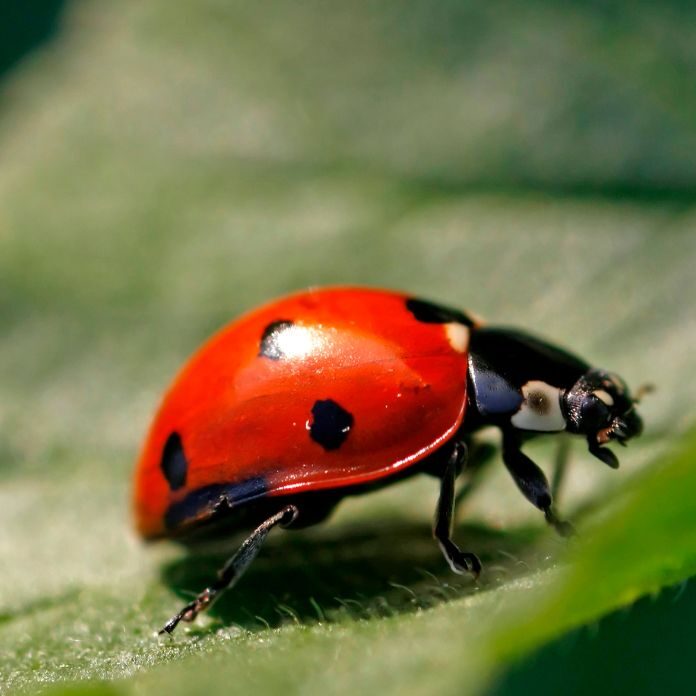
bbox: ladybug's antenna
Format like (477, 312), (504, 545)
(634, 383), (655, 403)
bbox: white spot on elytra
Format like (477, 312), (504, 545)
(511, 380), (565, 432)
(445, 322), (469, 353)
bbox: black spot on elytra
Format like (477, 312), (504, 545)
(161, 432), (187, 491)
(406, 297), (474, 327)
(309, 399), (354, 451)
(259, 319), (294, 360)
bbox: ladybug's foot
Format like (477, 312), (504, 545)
(157, 504), (299, 636)
(439, 541), (482, 578)
(159, 589), (216, 635)
(459, 552), (482, 578)
(544, 508), (576, 538)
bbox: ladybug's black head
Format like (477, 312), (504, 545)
(563, 369), (644, 468)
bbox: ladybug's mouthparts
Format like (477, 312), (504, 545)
(617, 407), (643, 440)
(599, 409), (643, 447)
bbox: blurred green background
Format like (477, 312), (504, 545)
(1, 1), (695, 694)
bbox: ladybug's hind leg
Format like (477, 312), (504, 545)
(434, 442), (482, 578)
(159, 504), (298, 635)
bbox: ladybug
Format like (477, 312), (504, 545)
(133, 287), (645, 634)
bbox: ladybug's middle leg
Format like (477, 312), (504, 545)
(454, 440), (498, 506)
(433, 442), (482, 578)
(550, 435), (571, 503)
(159, 504), (298, 635)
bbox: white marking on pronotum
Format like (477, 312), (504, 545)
(593, 389), (615, 407)
(445, 322), (469, 353)
(511, 380), (565, 432)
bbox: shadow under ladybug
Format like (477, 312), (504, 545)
(159, 511), (546, 633)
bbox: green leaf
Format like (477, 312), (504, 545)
(487, 426), (696, 668)
(1, 2), (696, 695)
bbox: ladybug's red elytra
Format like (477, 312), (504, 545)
(133, 287), (644, 634)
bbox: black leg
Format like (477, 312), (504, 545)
(159, 504), (299, 635)
(434, 442), (482, 577)
(501, 430), (575, 538)
(587, 435), (619, 469)
(550, 435), (571, 502)
(454, 440), (498, 506)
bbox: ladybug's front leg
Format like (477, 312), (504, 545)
(501, 429), (575, 537)
(159, 504), (299, 635)
(433, 442), (482, 578)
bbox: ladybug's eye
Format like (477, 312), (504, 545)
(581, 395), (611, 429)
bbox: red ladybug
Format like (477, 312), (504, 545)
(133, 287), (644, 634)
